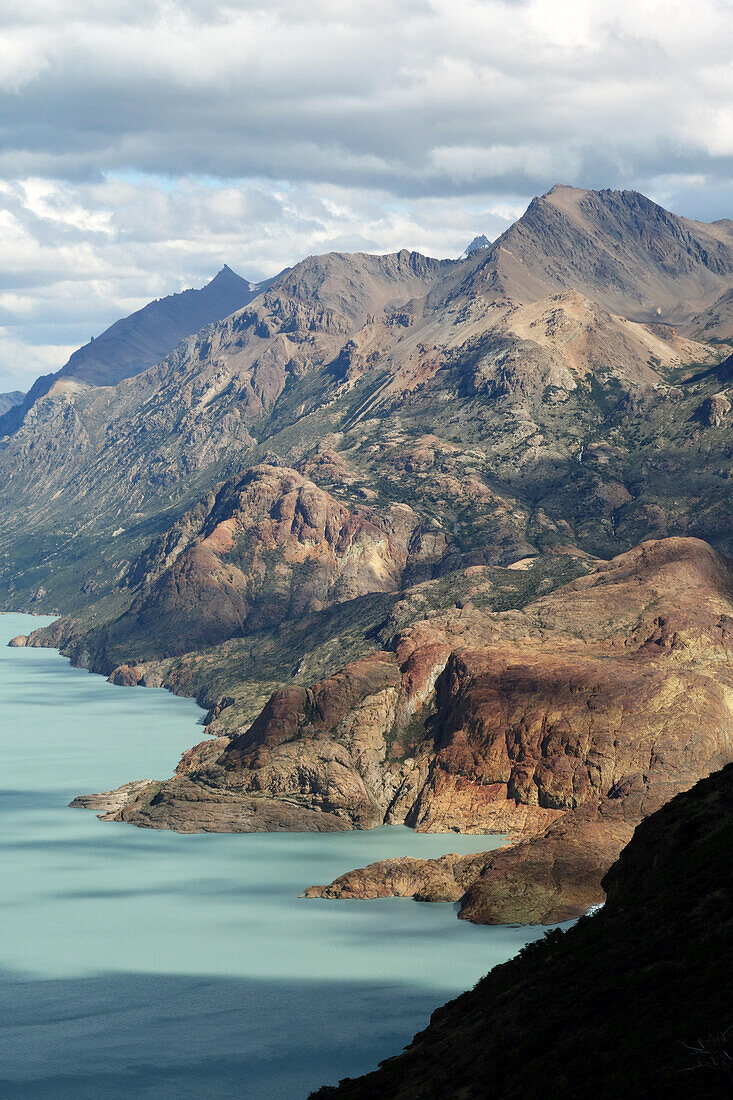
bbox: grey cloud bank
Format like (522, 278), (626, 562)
(0, 0), (732, 388)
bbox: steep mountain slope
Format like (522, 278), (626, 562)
(0, 390), (23, 415)
(688, 286), (733, 342)
(0, 265), (271, 437)
(313, 763), (733, 1100)
(467, 184), (733, 322)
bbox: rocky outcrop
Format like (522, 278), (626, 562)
(73, 537), (733, 924)
(106, 781), (353, 833)
(698, 392), (732, 427)
(75, 464), (444, 661)
(8, 634), (27, 647)
(313, 764), (733, 1100)
(303, 851), (490, 903)
(70, 780), (156, 817)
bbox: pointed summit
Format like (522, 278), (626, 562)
(465, 184), (733, 323)
(209, 263), (238, 281)
(460, 234), (491, 259)
(0, 265), (270, 437)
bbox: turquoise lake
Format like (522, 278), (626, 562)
(0, 612), (552, 1098)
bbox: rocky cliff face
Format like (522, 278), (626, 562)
(56, 536), (733, 924)
(312, 763), (733, 1099)
(89, 462), (443, 657)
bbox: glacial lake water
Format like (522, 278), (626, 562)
(0, 612), (552, 1098)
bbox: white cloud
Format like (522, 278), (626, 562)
(0, 0), (731, 389)
(0, 175), (517, 388)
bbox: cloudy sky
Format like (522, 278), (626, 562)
(1, 0), (732, 391)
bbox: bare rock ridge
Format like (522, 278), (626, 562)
(0, 264), (274, 437)
(311, 763), (733, 1100)
(472, 184), (733, 323)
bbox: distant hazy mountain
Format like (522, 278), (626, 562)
(0, 390), (23, 416)
(0, 265), (275, 437)
(460, 233), (491, 258)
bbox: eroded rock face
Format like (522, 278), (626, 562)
(79, 536), (733, 923)
(307, 540), (733, 923)
(698, 392), (731, 427)
(8, 635), (27, 647)
(91, 464), (444, 659)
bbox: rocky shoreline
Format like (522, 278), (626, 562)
(13, 535), (733, 926)
(312, 764), (733, 1098)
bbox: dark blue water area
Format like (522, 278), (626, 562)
(1, 970), (445, 1099)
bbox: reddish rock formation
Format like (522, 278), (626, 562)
(94, 464), (445, 659)
(108, 664), (144, 686)
(76, 536), (733, 923)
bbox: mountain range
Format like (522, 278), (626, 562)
(0, 264), (274, 438)
(4, 184), (733, 934)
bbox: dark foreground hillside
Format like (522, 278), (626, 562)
(313, 764), (733, 1100)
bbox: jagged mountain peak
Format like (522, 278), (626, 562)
(0, 263), (272, 438)
(460, 234), (491, 259)
(257, 247), (452, 328)
(208, 263), (246, 286)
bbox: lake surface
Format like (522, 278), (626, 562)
(0, 612), (552, 1098)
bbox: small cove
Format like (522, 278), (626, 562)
(0, 612), (554, 1098)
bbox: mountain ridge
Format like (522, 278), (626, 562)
(466, 184), (733, 323)
(0, 264), (275, 437)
